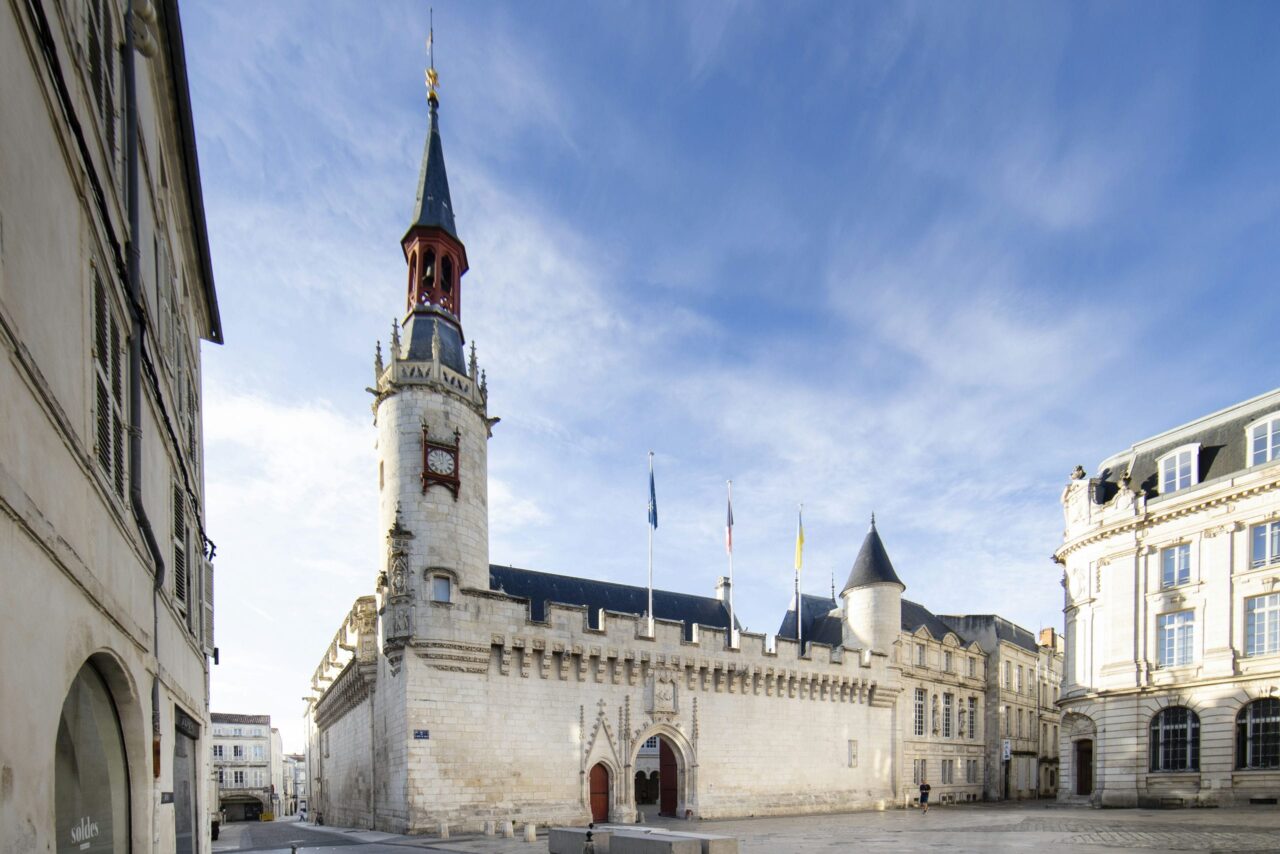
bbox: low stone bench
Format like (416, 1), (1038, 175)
(634, 829), (737, 854)
(609, 832), (701, 854)
(548, 826), (612, 854)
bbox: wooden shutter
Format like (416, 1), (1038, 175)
(202, 558), (215, 655)
(172, 483), (187, 606)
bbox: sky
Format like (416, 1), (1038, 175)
(183, 1), (1280, 752)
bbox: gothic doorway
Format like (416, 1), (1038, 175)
(659, 739), (678, 816)
(1075, 739), (1093, 796)
(589, 763), (610, 822)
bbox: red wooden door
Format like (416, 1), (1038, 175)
(659, 739), (677, 816)
(589, 763), (610, 822)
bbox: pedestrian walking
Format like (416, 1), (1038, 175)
(919, 779), (931, 815)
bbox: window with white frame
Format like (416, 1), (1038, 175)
(1249, 415), (1280, 466)
(968, 697), (978, 739)
(1252, 522), (1280, 569)
(212, 744), (223, 758)
(1237, 698), (1280, 769)
(232, 744), (243, 759)
(1245, 593), (1280, 657)
(944, 650), (953, 672)
(232, 770), (245, 787)
(1150, 707), (1199, 772)
(941, 759), (954, 784)
(431, 575), (451, 603)
(92, 273), (126, 498)
(252, 745), (264, 760)
(1161, 543), (1191, 588)
(916, 644), (926, 666)
(1159, 445), (1199, 494)
(912, 758), (926, 785)
(1158, 610), (1196, 667)
(913, 688), (926, 737)
(943, 693), (954, 738)
(968, 656), (976, 678)
(1002, 661), (1010, 688)
(1015, 666), (1022, 693)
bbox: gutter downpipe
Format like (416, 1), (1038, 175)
(123, 0), (167, 782)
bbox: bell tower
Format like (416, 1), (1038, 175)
(372, 44), (493, 652)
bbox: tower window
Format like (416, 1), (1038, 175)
(419, 249), (436, 303)
(431, 575), (451, 603)
(441, 255), (454, 295)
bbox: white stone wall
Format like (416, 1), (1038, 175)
(1057, 395), (1280, 807)
(843, 585), (901, 654)
(1, 5), (217, 852)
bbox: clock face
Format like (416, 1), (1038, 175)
(426, 448), (456, 476)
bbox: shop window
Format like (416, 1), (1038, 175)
(55, 661), (130, 854)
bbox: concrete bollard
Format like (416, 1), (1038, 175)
(583, 828), (596, 854)
(501, 819), (515, 838)
(438, 821), (449, 839)
(483, 819), (496, 836)
(523, 822), (537, 842)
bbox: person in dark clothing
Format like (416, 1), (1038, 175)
(919, 779), (931, 814)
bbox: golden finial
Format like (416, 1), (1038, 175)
(425, 10), (440, 104)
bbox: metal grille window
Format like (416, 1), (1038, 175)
(1149, 707), (1199, 772)
(1250, 416), (1280, 466)
(92, 274), (125, 497)
(913, 688), (926, 737)
(943, 694), (954, 738)
(1252, 522), (1280, 569)
(1246, 594), (1280, 657)
(1237, 699), (1280, 770)
(1161, 543), (1191, 588)
(968, 697), (978, 738)
(1157, 610), (1195, 667)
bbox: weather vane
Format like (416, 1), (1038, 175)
(425, 9), (440, 103)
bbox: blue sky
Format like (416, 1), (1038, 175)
(185, 1), (1280, 750)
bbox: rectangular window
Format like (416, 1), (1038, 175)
(916, 644), (926, 667)
(233, 770), (244, 787)
(217, 769), (224, 785)
(1002, 661), (1010, 688)
(1251, 417), (1280, 466)
(86, 0), (118, 158)
(1003, 706), (1010, 736)
(431, 575), (451, 602)
(847, 739), (858, 768)
(212, 745), (223, 758)
(1158, 610), (1196, 667)
(944, 651), (953, 672)
(912, 758), (927, 785)
(1017, 708), (1023, 738)
(1253, 522), (1280, 569)
(233, 745), (243, 759)
(1160, 447), (1197, 494)
(967, 657), (976, 678)
(943, 693), (954, 738)
(941, 759), (953, 784)
(1161, 543), (1191, 588)
(1246, 593), (1280, 657)
(968, 697), (978, 739)
(1015, 666), (1022, 693)
(172, 483), (188, 609)
(913, 688), (926, 737)
(253, 745), (264, 760)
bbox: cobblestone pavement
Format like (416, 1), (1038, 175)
(230, 803), (1280, 853)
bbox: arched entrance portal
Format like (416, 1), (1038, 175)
(658, 739), (678, 816)
(589, 763), (610, 822)
(632, 730), (692, 820)
(55, 661), (131, 854)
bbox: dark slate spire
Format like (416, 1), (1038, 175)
(842, 515), (905, 592)
(409, 99), (458, 239)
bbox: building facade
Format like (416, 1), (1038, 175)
(1057, 389), (1280, 807)
(210, 715), (276, 821)
(0, 2), (221, 853)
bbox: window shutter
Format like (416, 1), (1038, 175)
(103, 6), (116, 157)
(203, 558), (215, 655)
(96, 378), (111, 471)
(173, 483), (187, 605)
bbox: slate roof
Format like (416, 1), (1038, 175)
(936, 614), (1039, 653)
(776, 594), (969, 647)
(488, 565), (737, 641)
(1093, 389), (1280, 504)
(842, 518), (905, 592)
(211, 713), (270, 725)
(409, 101), (458, 239)
(402, 311), (467, 374)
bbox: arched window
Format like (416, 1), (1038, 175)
(1238, 698), (1280, 769)
(441, 255), (454, 295)
(56, 662), (130, 853)
(420, 249), (436, 302)
(1149, 706), (1199, 771)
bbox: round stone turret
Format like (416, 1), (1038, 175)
(841, 516), (904, 654)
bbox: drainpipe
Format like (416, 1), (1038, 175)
(123, 0), (165, 779)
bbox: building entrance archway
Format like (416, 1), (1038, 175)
(589, 763), (610, 823)
(1075, 739), (1094, 796)
(55, 661), (131, 854)
(631, 729), (693, 819)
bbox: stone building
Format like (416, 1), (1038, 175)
(936, 617), (1063, 800)
(1, 2), (221, 853)
(1057, 388), (1280, 807)
(210, 714), (274, 821)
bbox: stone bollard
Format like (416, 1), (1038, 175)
(483, 819), (495, 836)
(438, 821), (449, 839)
(583, 828), (596, 854)
(501, 819), (515, 838)
(523, 822), (537, 842)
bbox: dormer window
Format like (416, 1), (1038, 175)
(1249, 415), (1280, 467)
(1158, 445), (1199, 494)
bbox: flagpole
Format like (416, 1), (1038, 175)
(795, 503), (803, 653)
(727, 480), (736, 648)
(647, 451), (655, 637)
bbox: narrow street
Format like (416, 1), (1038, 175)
(214, 817), (358, 852)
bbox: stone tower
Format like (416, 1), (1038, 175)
(372, 85), (493, 650)
(841, 516), (904, 654)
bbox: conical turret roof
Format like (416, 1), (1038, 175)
(842, 516), (905, 592)
(408, 100), (457, 239)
